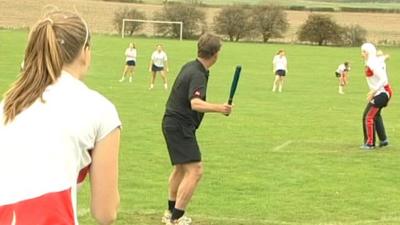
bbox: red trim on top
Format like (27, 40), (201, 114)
(365, 106), (379, 145)
(384, 84), (393, 97)
(365, 66), (374, 77)
(0, 188), (75, 225)
(77, 165), (90, 184)
(77, 149), (93, 184)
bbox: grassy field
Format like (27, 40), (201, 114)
(1, 30), (400, 225)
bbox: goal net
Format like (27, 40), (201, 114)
(122, 19), (183, 40)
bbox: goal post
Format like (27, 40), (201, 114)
(122, 19), (183, 41)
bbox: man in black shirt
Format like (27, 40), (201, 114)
(161, 33), (233, 225)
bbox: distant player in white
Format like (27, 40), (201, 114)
(360, 43), (392, 150)
(119, 42), (137, 83)
(149, 44), (169, 90)
(272, 49), (287, 92)
(0, 11), (121, 225)
(335, 62), (350, 94)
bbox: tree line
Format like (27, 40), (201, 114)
(114, 3), (367, 46)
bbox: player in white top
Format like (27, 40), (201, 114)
(149, 44), (169, 90)
(360, 43), (392, 150)
(272, 49), (287, 92)
(335, 62), (350, 94)
(119, 42), (137, 83)
(376, 49), (390, 71)
(0, 11), (121, 225)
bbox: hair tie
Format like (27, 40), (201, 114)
(44, 18), (54, 25)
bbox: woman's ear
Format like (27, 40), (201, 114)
(82, 46), (91, 65)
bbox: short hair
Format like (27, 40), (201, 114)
(277, 49), (284, 55)
(344, 62), (349, 66)
(197, 33), (221, 59)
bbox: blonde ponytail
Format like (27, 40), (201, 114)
(3, 11), (90, 124)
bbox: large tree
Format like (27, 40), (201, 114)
(213, 5), (252, 42)
(297, 14), (342, 46)
(341, 24), (367, 46)
(113, 7), (146, 35)
(251, 4), (289, 43)
(154, 3), (206, 39)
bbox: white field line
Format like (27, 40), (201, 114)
(272, 140), (293, 152)
(270, 140), (346, 154)
(78, 208), (400, 225)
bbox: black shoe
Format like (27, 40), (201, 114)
(379, 140), (389, 148)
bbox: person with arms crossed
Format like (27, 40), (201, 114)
(360, 43), (392, 149)
(272, 49), (288, 92)
(149, 44), (169, 90)
(119, 42), (137, 83)
(161, 33), (232, 225)
(335, 62), (351, 94)
(0, 11), (121, 225)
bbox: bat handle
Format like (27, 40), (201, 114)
(225, 99), (233, 116)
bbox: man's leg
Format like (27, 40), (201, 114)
(168, 165), (185, 210)
(171, 162), (203, 221)
(162, 165), (185, 223)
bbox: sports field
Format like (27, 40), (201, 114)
(1, 30), (400, 225)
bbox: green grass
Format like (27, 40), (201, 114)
(1, 30), (400, 225)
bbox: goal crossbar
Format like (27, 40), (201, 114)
(122, 19), (183, 40)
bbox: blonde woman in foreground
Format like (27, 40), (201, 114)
(0, 11), (121, 225)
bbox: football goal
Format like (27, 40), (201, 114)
(121, 19), (183, 41)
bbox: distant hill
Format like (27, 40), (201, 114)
(149, 0), (400, 9)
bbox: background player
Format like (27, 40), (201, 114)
(149, 44), (169, 90)
(272, 49), (288, 93)
(119, 42), (137, 83)
(335, 61), (350, 94)
(360, 43), (392, 149)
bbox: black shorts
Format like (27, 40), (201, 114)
(162, 116), (201, 165)
(275, 69), (286, 76)
(371, 92), (389, 108)
(126, 60), (136, 66)
(152, 64), (164, 72)
(335, 72), (341, 77)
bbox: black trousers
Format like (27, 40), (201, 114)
(362, 93), (389, 146)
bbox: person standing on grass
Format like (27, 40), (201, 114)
(360, 43), (392, 150)
(119, 42), (137, 83)
(0, 11), (121, 225)
(272, 49), (287, 92)
(161, 33), (232, 225)
(149, 44), (169, 90)
(335, 62), (350, 94)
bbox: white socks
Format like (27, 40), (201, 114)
(338, 86), (344, 94)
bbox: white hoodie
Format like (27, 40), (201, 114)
(361, 43), (392, 97)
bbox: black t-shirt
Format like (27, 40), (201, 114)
(164, 59), (209, 128)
